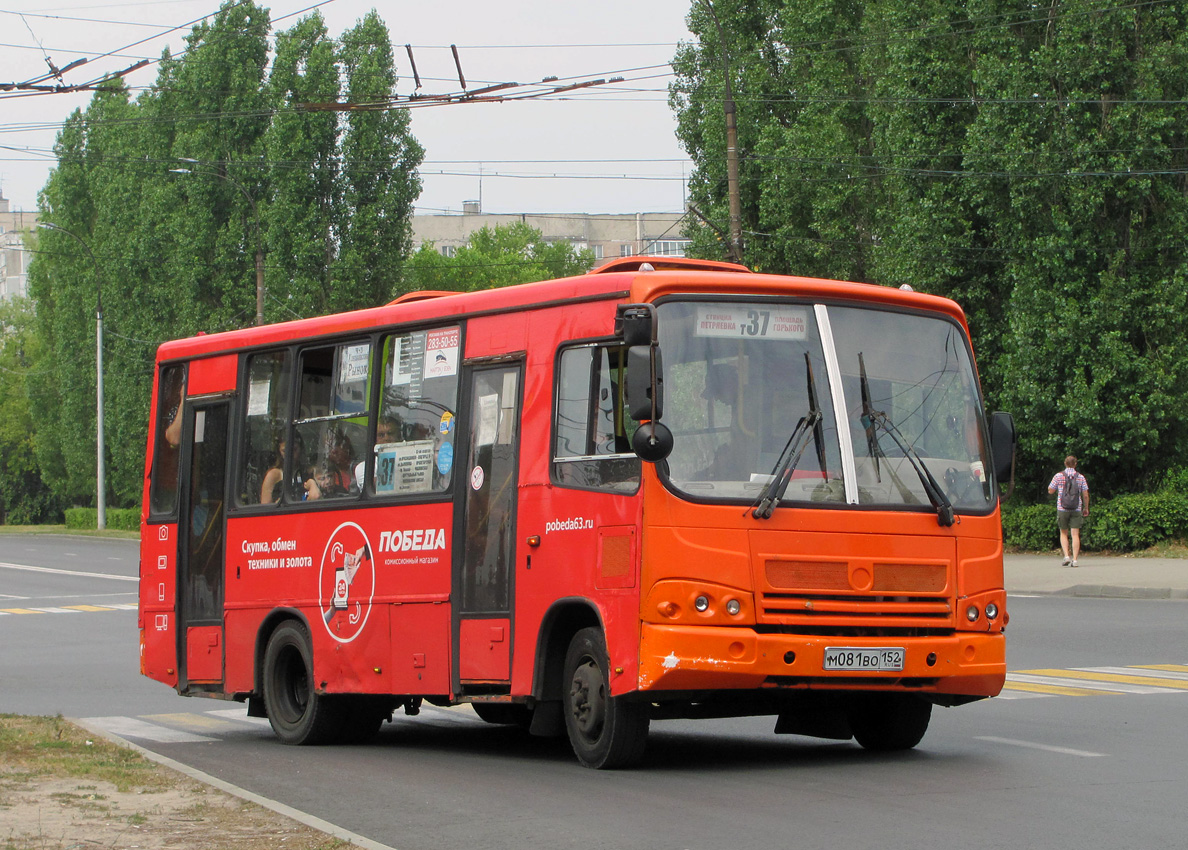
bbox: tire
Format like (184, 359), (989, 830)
(849, 694), (932, 752)
(262, 621), (343, 745)
(562, 627), (649, 769)
(471, 703), (533, 729)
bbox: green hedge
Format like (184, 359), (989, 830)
(1002, 487), (1188, 553)
(64, 507), (140, 531)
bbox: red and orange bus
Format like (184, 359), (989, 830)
(139, 256), (1015, 768)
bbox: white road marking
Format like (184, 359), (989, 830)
(0, 561), (138, 582)
(976, 736), (1106, 757)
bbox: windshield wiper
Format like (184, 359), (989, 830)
(857, 358), (955, 527)
(750, 353), (824, 520)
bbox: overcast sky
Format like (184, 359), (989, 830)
(1, 0), (695, 216)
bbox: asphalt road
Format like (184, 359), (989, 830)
(3, 535), (1187, 850)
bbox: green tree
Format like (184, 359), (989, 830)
(0, 298), (62, 524)
(405, 223), (595, 291)
(335, 10), (424, 309)
(262, 11), (341, 320)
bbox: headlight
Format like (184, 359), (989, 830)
(694, 595), (709, 612)
(966, 605), (980, 622)
(985, 602), (999, 620)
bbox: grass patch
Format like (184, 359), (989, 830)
(0, 524), (139, 540)
(1130, 539), (1188, 559)
(0, 715), (174, 794)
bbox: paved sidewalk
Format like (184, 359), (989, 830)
(1005, 553), (1188, 599)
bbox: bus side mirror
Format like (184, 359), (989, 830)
(615, 303), (655, 347)
(988, 411), (1015, 483)
(632, 421), (674, 462)
(627, 345), (663, 422)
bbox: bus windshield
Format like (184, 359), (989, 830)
(658, 300), (993, 513)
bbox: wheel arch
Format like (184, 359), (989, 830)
(532, 597), (603, 703)
(254, 607), (312, 697)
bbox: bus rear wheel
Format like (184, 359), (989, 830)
(848, 694), (932, 752)
(562, 627), (649, 769)
(263, 621), (342, 745)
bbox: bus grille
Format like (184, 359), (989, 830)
(760, 558), (953, 628)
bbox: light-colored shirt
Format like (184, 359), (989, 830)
(1049, 469), (1088, 512)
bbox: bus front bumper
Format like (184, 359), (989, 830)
(637, 623), (1005, 697)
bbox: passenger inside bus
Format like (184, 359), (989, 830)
(260, 434), (305, 505)
(305, 428), (357, 500)
(355, 415), (400, 489)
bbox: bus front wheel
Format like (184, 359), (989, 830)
(562, 627), (649, 769)
(263, 621), (342, 745)
(849, 694), (932, 752)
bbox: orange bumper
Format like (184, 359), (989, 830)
(637, 623), (1005, 697)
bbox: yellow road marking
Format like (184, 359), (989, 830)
(62, 604), (115, 612)
(0, 608), (43, 615)
(1018, 669), (1188, 690)
(1002, 680), (1114, 697)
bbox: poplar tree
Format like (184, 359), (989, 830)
(335, 11), (424, 309)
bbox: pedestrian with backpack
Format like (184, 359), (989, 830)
(1048, 455), (1090, 566)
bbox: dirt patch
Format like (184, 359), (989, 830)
(0, 716), (353, 850)
(1, 776), (350, 850)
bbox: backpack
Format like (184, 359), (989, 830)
(1060, 470), (1080, 510)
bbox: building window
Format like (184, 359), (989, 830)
(593, 245), (604, 260)
(620, 244), (634, 257)
(645, 240), (691, 257)
(441, 245), (457, 258)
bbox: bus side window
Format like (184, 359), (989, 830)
(372, 326), (460, 496)
(149, 363), (187, 517)
(552, 343), (641, 493)
(292, 342), (370, 502)
(242, 350), (292, 506)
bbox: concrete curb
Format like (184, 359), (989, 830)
(1017, 585), (1188, 600)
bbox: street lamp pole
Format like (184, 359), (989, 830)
(172, 160), (265, 326)
(37, 222), (106, 530)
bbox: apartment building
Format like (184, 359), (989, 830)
(0, 191), (36, 300)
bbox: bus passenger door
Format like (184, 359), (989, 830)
(455, 363), (522, 688)
(176, 400), (230, 689)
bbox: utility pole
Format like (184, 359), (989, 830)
(701, 0), (744, 265)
